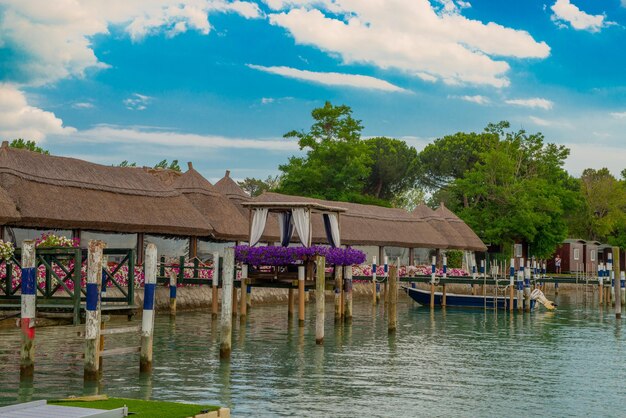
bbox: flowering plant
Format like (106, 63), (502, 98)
(35, 233), (80, 248)
(0, 240), (14, 261)
(234, 245), (366, 266)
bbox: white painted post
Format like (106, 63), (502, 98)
(430, 255), (436, 308)
(372, 255), (378, 306)
(621, 271), (626, 306)
(524, 259), (531, 312)
(219, 247), (234, 359)
(298, 265), (306, 327)
(442, 255), (447, 307)
(140, 243), (157, 373)
(517, 258), (524, 312)
(84, 240), (106, 380)
(212, 252), (220, 319)
(20, 240), (36, 379)
(509, 258), (515, 312)
(315, 255), (326, 345)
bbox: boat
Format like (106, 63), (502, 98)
(402, 285), (536, 310)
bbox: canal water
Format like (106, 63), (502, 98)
(1, 290), (625, 417)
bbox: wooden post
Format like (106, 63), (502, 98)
(212, 252), (220, 319)
(598, 264), (603, 304)
(430, 256), (436, 309)
(240, 264), (248, 321)
(509, 258), (515, 312)
(288, 287), (294, 319)
(344, 265), (353, 324)
(136, 233), (144, 266)
(84, 240), (106, 380)
(298, 265), (305, 327)
(315, 255), (325, 345)
(388, 262), (398, 334)
(232, 274), (238, 317)
(220, 248), (235, 359)
(372, 256), (377, 306)
(334, 266), (342, 322)
(168, 270), (177, 317)
(246, 281), (252, 311)
(140, 243), (157, 373)
(524, 260), (531, 312)
(517, 258), (524, 312)
(383, 256), (389, 305)
(20, 240), (36, 379)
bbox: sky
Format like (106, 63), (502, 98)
(1, 0), (625, 182)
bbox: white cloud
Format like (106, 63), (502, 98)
(267, 0), (549, 87)
(550, 0), (612, 32)
(247, 64), (408, 92)
(0, 84), (76, 141)
(0, 0), (261, 86)
(123, 93), (152, 111)
(505, 98), (554, 110)
(610, 111), (626, 119)
(64, 125), (301, 151)
(453, 95), (490, 105)
(529, 116), (552, 126)
(415, 72), (438, 83)
(261, 97), (275, 104)
(72, 102), (95, 109)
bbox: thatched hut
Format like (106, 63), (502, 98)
(434, 203), (487, 252)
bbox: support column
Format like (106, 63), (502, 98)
(334, 266), (342, 322)
(429, 256), (436, 309)
(298, 265), (305, 327)
(315, 255), (326, 345)
(140, 243), (157, 373)
(372, 256), (378, 306)
(509, 258), (515, 312)
(388, 262), (398, 334)
(20, 240), (36, 379)
(240, 264), (248, 322)
(219, 248), (235, 359)
(344, 265), (353, 324)
(212, 253), (220, 319)
(442, 255), (447, 307)
(84, 240), (106, 380)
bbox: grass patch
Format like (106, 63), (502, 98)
(50, 397), (219, 417)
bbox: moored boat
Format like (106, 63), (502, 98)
(403, 285), (536, 310)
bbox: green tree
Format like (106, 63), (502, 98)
(118, 160), (137, 167)
(363, 137), (419, 200)
(9, 138), (49, 154)
(438, 123), (575, 258)
(391, 186), (426, 211)
(278, 102), (372, 201)
(238, 175), (281, 197)
(570, 168), (626, 241)
(154, 159), (181, 172)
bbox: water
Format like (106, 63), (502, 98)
(1, 290), (625, 417)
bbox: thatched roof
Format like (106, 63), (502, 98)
(254, 192), (448, 248)
(0, 143), (211, 236)
(434, 203), (487, 251)
(214, 170), (250, 202)
(0, 183), (20, 224)
(173, 164), (249, 241)
(412, 204), (466, 250)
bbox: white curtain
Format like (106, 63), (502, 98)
(292, 208), (311, 246)
(277, 212), (294, 247)
(250, 208), (268, 246)
(327, 213), (340, 247)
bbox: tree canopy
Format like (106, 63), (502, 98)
(238, 175), (281, 197)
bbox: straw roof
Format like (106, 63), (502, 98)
(214, 170), (250, 202)
(434, 203), (487, 251)
(172, 164), (249, 241)
(412, 204), (466, 250)
(254, 192), (448, 248)
(0, 143), (211, 235)
(0, 183), (20, 224)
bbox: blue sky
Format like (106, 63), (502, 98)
(1, 0), (625, 182)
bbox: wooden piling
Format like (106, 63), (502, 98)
(288, 288), (294, 319)
(240, 264), (248, 322)
(598, 264), (603, 304)
(168, 270), (177, 317)
(19, 240), (36, 379)
(298, 265), (306, 327)
(517, 259), (524, 312)
(372, 256), (377, 307)
(430, 256), (436, 309)
(442, 255), (447, 307)
(219, 248), (235, 359)
(509, 258), (514, 312)
(344, 265), (353, 324)
(140, 243), (157, 373)
(232, 275), (238, 318)
(524, 260), (531, 312)
(212, 252), (220, 320)
(388, 263), (398, 334)
(84, 240), (106, 380)
(315, 255), (326, 345)
(334, 266), (342, 322)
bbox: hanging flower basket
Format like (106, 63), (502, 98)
(0, 240), (14, 261)
(234, 245), (366, 267)
(35, 233), (80, 248)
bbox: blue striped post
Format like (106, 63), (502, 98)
(372, 256), (377, 306)
(442, 255), (447, 307)
(140, 243), (157, 373)
(598, 263), (603, 304)
(608, 254), (614, 304)
(509, 258), (515, 312)
(517, 258), (524, 312)
(298, 265), (305, 326)
(383, 256), (388, 304)
(471, 259), (477, 295)
(84, 240), (106, 380)
(20, 240), (36, 378)
(524, 260), (531, 312)
(101, 268), (107, 299)
(169, 269), (177, 317)
(621, 271), (625, 306)
(212, 252), (220, 319)
(429, 256), (436, 308)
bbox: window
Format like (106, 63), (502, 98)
(351, 246), (379, 264)
(197, 240), (236, 262)
(384, 246), (410, 266)
(590, 250), (596, 261)
(413, 248), (435, 266)
(514, 244), (523, 258)
(80, 231), (137, 250)
(573, 248), (580, 261)
(4, 227), (71, 247)
(144, 235), (189, 260)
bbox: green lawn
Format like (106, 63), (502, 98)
(50, 397), (220, 418)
